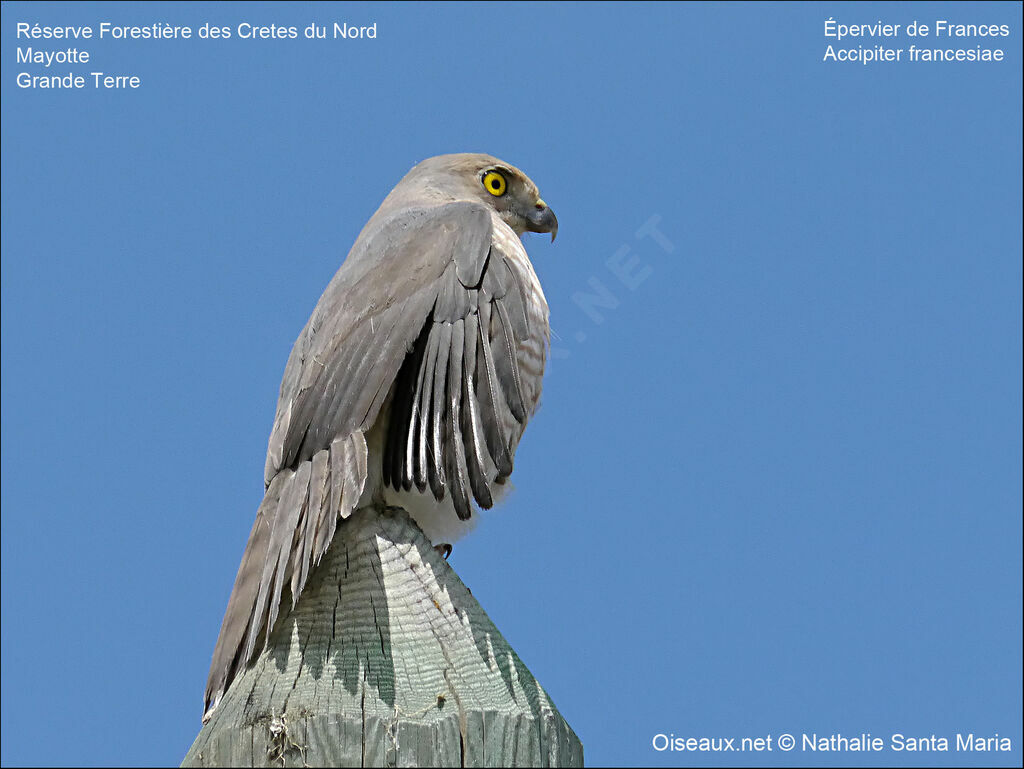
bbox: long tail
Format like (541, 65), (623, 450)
(203, 431), (368, 721)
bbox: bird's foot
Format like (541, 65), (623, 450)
(434, 543), (452, 560)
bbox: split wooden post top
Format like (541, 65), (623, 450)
(182, 506), (583, 768)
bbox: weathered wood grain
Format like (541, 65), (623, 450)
(182, 506), (582, 767)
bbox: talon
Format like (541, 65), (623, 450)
(434, 543), (452, 560)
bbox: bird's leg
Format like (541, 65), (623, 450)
(434, 544), (452, 560)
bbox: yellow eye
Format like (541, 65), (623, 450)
(482, 171), (507, 197)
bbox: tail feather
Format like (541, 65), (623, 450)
(294, 449), (330, 602)
(203, 431), (367, 722)
(259, 463), (310, 654)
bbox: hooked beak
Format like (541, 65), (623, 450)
(524, 199), (558, 242)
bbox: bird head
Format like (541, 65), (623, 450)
(397, 153), (558, 241)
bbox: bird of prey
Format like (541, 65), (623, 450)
(203, 153), (557, 721)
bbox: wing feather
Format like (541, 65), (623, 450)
(460, 310), (493, 507)
(444, 319), (472, 519)
(382, 220), (549, 509)
(474, 299), (514, 480)
(415, 322), (440, 492)
(429, 321), (452, 500)
(403, 327), (429, 491)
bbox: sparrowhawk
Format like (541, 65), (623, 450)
(203, 153), (557, 721)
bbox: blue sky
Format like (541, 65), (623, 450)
(2, 2), (1021, 766)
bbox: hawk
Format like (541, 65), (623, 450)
(203, 153), (557, 721)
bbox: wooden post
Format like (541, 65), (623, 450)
(182, 506), (583, 767)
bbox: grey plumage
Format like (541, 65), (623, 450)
(203, 154), (555, 721)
